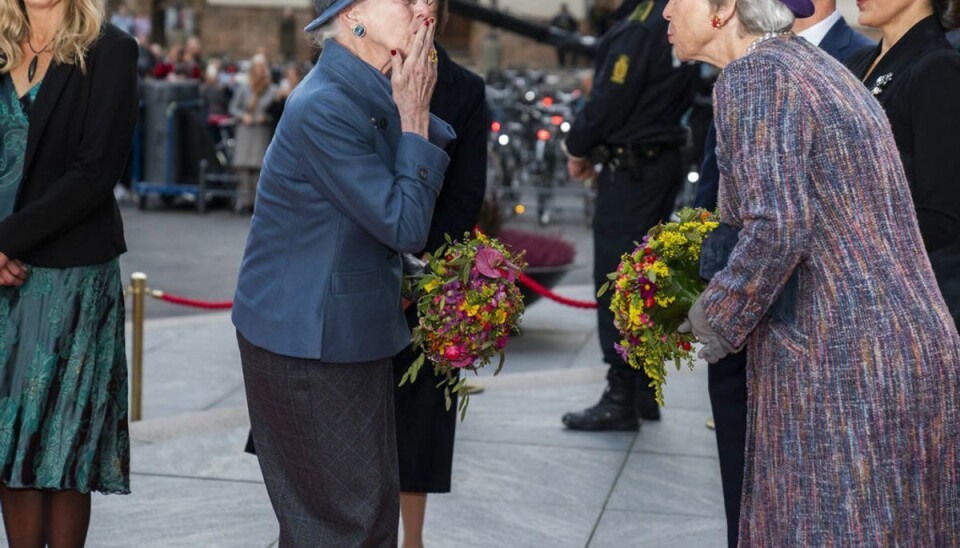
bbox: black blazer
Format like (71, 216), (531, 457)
(0, 24), (138, 268)
(421, 44), (488, 254)
(847, 16), (960, 327)
(846, 16), (960, 254)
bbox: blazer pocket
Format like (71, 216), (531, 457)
(332, 269), (382, 295)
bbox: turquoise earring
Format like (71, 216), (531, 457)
(353, 24), (366, 38)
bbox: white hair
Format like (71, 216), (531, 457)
(736, 0), (795, 34)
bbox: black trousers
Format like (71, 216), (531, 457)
(593, 148), (683, 383)
(708, 350), (748, 548)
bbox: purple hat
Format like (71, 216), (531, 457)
(778, 0), (815, 18)
(304, 0), (355, 32)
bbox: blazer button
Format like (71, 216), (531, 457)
(378, 118), (388, 129)
(387, 251), (396, 259)
(417, 167), (429, 180)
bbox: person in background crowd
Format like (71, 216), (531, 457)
(392, 0), (487, 546)
(0, 0), (138, 543)
(665, 0), (960, 540)
(134, 7), (151, 39)
(551, 3), (580, 66)
(693, 0), (872, 544)
(561, 0), (698, 432)
(229, 54), (276, 212)
(151, 42), (181, 79)
(265, 62), (305, 129)
(183, 35), (203, 78)
(110, 2), (135, 34)
(136, 34), (158, 77)
(846, 0), (960, 332)
(202, 59), (230, 115)
(232, 0), (451, 542)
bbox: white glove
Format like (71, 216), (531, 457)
(679, 296), (737, 364)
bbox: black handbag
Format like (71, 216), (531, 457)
(699, 222), (799, 324)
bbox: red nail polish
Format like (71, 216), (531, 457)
(390, 49), (397, 56)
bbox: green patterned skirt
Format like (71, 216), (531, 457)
(0, 258), (130, 494)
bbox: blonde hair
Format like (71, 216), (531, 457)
(0, 0), (105, 75)
(248, 54), (271, 98)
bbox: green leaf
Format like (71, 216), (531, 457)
(459, 392), (470, 421)
(494, 351), (506, 376)
(409, 353), (426, 383)
(597, 281), (610, 297)
(444, 387), (452, 411)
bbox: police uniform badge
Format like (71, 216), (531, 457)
(611, 55), (630, 84)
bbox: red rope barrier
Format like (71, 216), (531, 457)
(156, 292), (234, 310)
(518, 272), (597, 309)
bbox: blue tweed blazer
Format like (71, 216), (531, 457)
(232, 39), (455, 361)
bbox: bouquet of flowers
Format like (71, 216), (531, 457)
(599, 208), (719, 405)
(400, 231), (526, 419)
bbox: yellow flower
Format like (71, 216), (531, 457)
(424, 278), (441, 293)
(650, 261), (670, 279)
(628, 302), (643, 329)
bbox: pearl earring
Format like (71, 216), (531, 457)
(353, 24), (366, 38)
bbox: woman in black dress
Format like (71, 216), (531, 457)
(393, 1), (488, 545)
(846, 0), (960, 330)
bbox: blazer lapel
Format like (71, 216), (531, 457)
(23, 61), (73, 174)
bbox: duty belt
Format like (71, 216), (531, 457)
(590, 142), (679, 170)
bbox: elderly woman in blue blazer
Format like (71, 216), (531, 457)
(231, 0), (453, 544)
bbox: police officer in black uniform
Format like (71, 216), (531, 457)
(561, 0), (698, 431)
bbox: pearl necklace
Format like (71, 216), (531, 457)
(745, 30), (794, 55)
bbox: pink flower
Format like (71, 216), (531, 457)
(475, 248), (507, 279)
(443, 345), (463, 361)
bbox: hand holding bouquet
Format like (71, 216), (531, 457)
(400, 232), (526, 419)
(599, 208), (719, 405)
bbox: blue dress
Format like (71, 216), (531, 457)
(0, 74), (129, 494)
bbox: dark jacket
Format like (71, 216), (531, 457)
(818, 16), (875, 63)
(846, 15), (960, 327)
(421, 44), (488, 255)
(0, 24), (138, 267)
(564, 0), (698, 156)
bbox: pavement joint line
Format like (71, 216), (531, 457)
(585, 430), (640, 547)
(456, 437), (635, 453)
(131, 471), (263, 486)
(630, 449), (720, 461)
(599, 507), (727, 520)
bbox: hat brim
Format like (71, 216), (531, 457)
(783, 0), (815, 18)
(304, 0), (355, 32)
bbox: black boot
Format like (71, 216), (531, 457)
(636, 388), (661, 421)
(562, 368), (639, 431)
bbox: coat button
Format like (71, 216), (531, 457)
(417, 167), (428, 180)
(387, 251), (396, 259)
(378, 118), (388, 129)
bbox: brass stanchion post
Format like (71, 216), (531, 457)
(131, 272), (147, 422)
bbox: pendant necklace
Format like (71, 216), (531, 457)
(26, 35), (50, 83)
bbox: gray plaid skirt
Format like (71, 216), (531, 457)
(238, 332), (399, 547)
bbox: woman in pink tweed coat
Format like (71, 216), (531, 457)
(664, 0), (960, 542)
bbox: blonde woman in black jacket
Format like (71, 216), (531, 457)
(0, 0), (138, 542)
